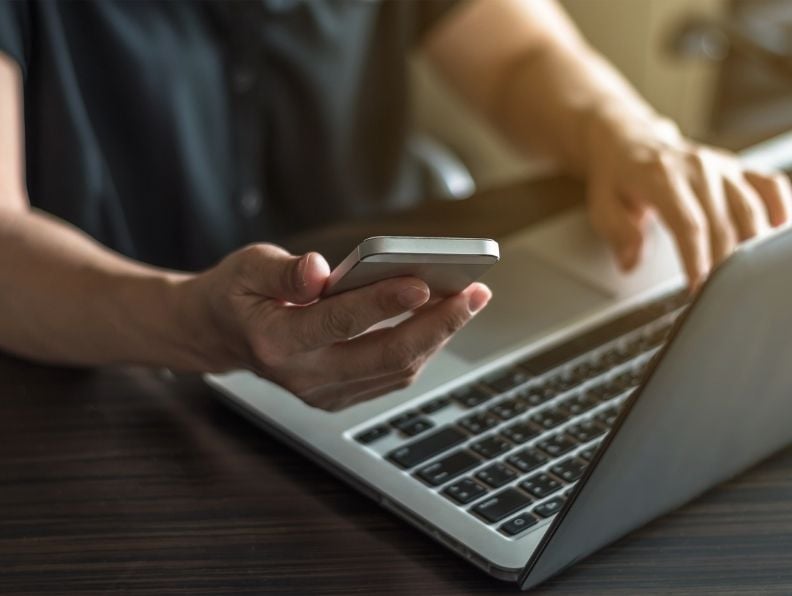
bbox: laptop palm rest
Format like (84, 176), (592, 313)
(446, 249), (610, 363)
(447, 207), (681, 364)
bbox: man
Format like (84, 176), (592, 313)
(0, 0), (789, 411)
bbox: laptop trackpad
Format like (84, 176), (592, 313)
(446, 249), (611, 363)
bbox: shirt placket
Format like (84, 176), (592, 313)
(228, 4), (267, 243)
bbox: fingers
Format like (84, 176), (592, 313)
(744, 171), (792, 228)
(285, 276), (430, 351)
(723, 175), (769, 241)
(687, 152), (737, 265)
(587, 174), (647, 271)
(639, 159), (711, 289)
(274, 283), (492, 412)
(234, 244), (330, 304)
(319, 283), (491, 385)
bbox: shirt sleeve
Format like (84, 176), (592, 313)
(0, 0), (32, 79)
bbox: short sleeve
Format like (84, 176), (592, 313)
(0, 0), (32, 78)
(415, 0), (465, 40)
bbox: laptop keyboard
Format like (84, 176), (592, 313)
(352, 290), (689, 539)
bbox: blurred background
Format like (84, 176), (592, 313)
(412, 0), (792, 196)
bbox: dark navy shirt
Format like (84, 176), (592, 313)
(0, 0), (458, 270)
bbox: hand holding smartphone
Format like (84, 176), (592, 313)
(322, 236), (499, 298)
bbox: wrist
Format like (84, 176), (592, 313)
(578, 99), (684, 176)
(171, 273), (246, 373)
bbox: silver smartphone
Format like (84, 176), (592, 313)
(322, 236), (500, 297)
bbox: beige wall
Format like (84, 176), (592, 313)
(413, 0), (728, 189)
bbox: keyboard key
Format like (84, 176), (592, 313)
(458, 412), (500, 435)
(471, 436), (512, 459)
(476, 463), (518, 488)
(451, 385), (494, 408)
(644, 324), (671, 348)
(533, 496), (565, 518)
(538, 383), (562, 401)
(416, 450), (481, 486)
(506, 448), (548, 474)
(594, 381), (625, 402)
(500, 511), (539, 536)
(483, 368), (532, 394)
(396, 417), (435, 437)
(536, 434), (578, 458)
(389, 411), (419, 428)
(611, 371), (636, 392)
(488, 397), (530, 421)
(570, 361), (599, 382)
(584, 383), (610, 402)
(443, 478), (488, 505)
(387, 427), (468, 469)
(354, 425), (391, 445)
(560, 392), (600, 416)
(564, 419), (607, 443)
(517, 291), (687, 377)
(618, 338), (645, 361)
(420, 396), (451, 415)
(516, 385), (554, 407)
(578, 445), (599, 462)
(553, 373), (580, 393)
(530, 406), (570, 431)
(500, 421), (540, 444)
(551, 458), (587, 483)
(519, 472), (564, 499)
(472, 488), (533, 524)
(594, 405), (620, 427)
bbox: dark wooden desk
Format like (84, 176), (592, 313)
(2, 179), (792, 594)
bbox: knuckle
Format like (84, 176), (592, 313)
(640, 150), (674, 178)
(233, 245), (258, 280)
(678, 211), (706, 238)
(235, 243), (277, 280)
(237, 242), (269, 264)
(442, 307), (468, 336)
(322, 306), (358, 340)
(686, 147), (709, 173)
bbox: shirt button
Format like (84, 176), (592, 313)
(233, 66), (257, 94)
(239, 188), (262, 218)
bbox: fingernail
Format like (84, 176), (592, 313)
(397, 285), (430, 309)
(296, 254), (311, 288)
(468, 287), (491, 314)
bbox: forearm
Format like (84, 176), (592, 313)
(0, 207), (215, 370)
(424, 0), (678, 176)
(491, 42), (670, 175)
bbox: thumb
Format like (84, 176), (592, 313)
(588, 180), (647, 272)
(235, 244), (330, 304)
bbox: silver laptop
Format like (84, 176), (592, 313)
(207, 132), (792, 590)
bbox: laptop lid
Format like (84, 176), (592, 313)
(519, 225), (792, 589)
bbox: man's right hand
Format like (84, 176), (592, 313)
(184, 243), (491, 411)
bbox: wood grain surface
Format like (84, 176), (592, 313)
(2, 178), (792, 594)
